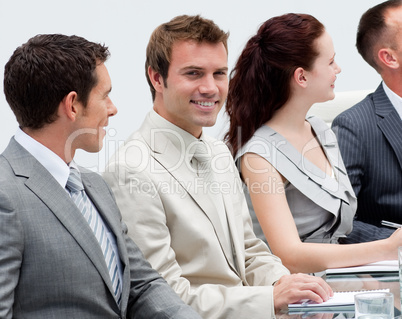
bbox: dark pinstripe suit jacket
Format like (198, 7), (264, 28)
(332, 83), (402, 243)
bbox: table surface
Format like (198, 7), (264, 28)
(279, 272), (401, 318)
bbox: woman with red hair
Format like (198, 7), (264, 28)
(226, 13), (402, 274)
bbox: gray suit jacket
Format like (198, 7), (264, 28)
(0, 138), (200, 319)
(103, 111), (290, 319)
(332, 83), (402, 242)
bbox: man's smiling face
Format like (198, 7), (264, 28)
(153, 39), (228, 138)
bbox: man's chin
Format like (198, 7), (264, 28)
(83, 140), (104, 153)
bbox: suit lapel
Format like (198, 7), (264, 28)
(140, 116), (237, 272)
(260, 123), (352, 204)
(5, 139), (117, 303)
(374, 86), (402, 170)
(27, 167), (114, 290)
(209, 142), (242, 275)
(150, 133), (222, 223)
(81, 171), (124, 255)
(153, 138), (236, 264)
(81, 171), (129, 303)
(220, 183), (243, 276)
(308, 116), (355, 202)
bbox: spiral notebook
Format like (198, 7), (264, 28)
(288, 288), (390, 310)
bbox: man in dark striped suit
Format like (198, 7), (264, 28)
(332, 0), (402, 243)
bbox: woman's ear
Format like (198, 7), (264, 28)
(148, 66), (164, 93)
(378, 48), (399, 69)
(293, 67), (308, 88)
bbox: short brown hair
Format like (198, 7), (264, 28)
(356, 0), (402, 72)
(4, 34), (110, 129)
(145, 15), (229, 101)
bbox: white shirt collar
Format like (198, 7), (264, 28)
(14, 128), (70, 188)
(382, 81), (402, 120)
(149, 109), (205, 159)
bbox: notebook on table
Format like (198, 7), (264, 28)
(288, 288), (390, 312)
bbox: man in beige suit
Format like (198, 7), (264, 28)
(103, 15), (332, 318)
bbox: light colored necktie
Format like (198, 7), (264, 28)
(192, 140), (212, 178)
(192, 141), (239, 271)
(192, 141), (232, 243)
(66, 167), (122, 307)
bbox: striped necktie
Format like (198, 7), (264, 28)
(66, 167), (122, 307)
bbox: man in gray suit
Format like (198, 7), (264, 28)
(332, 0), (402, 243)
(104, 15), (332, 318)
(0, 34), (201, 319)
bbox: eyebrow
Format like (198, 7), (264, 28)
(104, 86), (112, 96)
(182, 66), (202, 71)
(180, 66), (229, 72)
(217, 67), (229, 72)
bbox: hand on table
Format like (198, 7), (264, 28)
(273, 273), (333, 312)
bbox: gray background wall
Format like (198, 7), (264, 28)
(0, 0), (383, 172)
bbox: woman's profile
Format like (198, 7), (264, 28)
(226, 13), (402, 274)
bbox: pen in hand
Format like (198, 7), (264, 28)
(381, 220), (402, 229)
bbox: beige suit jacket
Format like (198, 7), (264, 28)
(103, 111), (289, 319)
